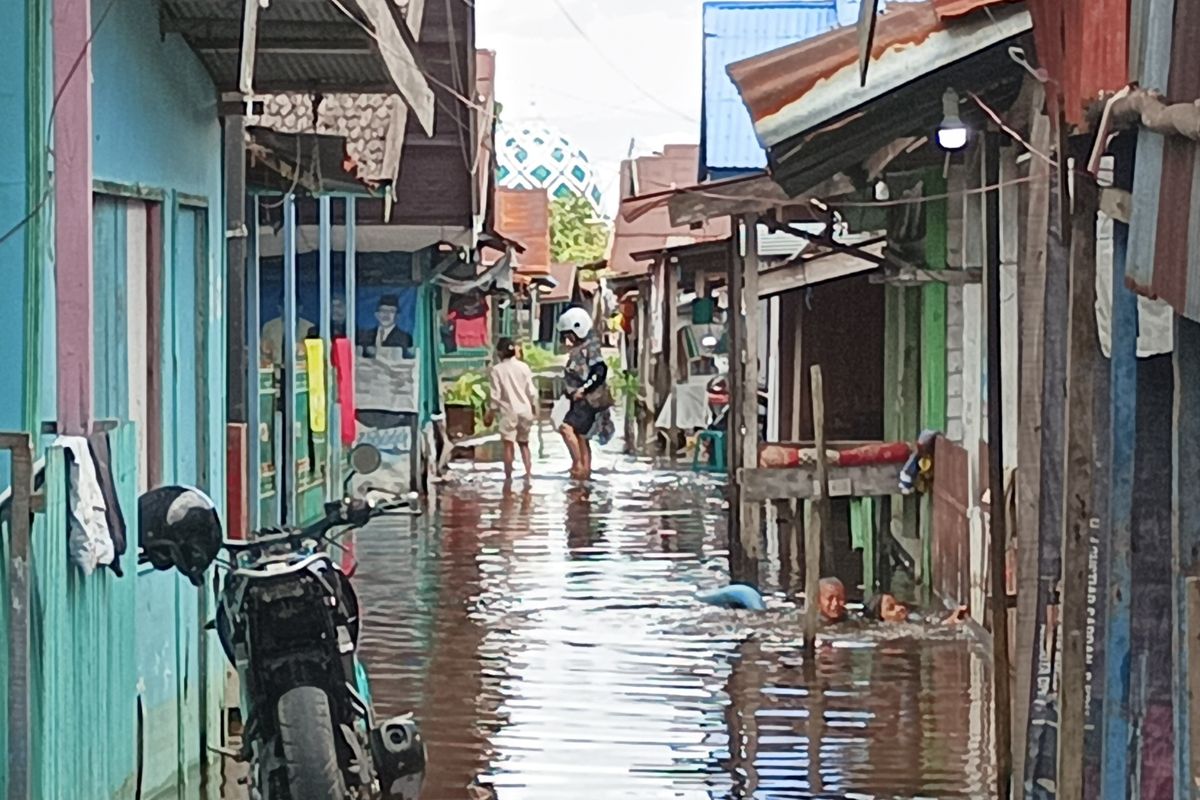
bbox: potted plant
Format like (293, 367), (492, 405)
(443, 372), (489, 440)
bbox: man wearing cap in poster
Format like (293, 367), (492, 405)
(358, 293), (413, 358)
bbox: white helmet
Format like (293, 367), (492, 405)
(556, 307), (593, 339)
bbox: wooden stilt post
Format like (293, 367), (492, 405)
(984, 128), (1013, 799)
(805, 364), (830, 653)
(1012, 88), (1051, 797)
(1060, 169), (1099, 800)
(740, 215), (762, 585)
(727, 219), (748, 582)
(1057, 170), (1099, 800)
(667, 256), (680, 463)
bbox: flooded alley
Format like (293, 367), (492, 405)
(352, 428), (995, 799)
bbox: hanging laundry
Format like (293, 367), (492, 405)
(332, 337), (357, 446)
(57, 436), (116, 575)
(451, 311), (489, 348)
(87, 431), (127, 576)
(305, 338), (328, 434)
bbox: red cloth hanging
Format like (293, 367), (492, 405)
(331, 337), (357, 446)
(451, 310), (489, 348)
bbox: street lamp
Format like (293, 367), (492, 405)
(937, 88), (968, 151)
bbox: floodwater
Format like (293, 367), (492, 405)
(350, 425), (996, 800)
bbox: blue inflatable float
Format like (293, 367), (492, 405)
(697, 584), (767, 611)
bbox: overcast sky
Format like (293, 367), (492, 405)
(475, 0), (705, 216)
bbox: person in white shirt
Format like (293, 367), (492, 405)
(485, 338), (538, 479)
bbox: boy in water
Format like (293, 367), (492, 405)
(486, 338), (538, 479)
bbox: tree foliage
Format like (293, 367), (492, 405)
(549, 193), (610, 265)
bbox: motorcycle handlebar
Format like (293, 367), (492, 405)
(227, 495), (418, 551)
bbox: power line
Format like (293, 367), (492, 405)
(547, 0), (697, 124)
(0, 0), (120, 248)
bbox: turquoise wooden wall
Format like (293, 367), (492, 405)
(0, 0), (226, 792)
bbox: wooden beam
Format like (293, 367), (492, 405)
(740, 214), (762, 582)
(869, 266), (982, 286)
(1100, 186), (1136, 800)
(804, 365), (830, 652)
(1175, 319), (1200, 788)
(1011, 93), (1050, 800)
(984, 128), (1012, 799)
(738, 464), (900, 502)
(54, 0), (94, 435)
(1057, 176), (1099, 800)
(667, 257), (680, 463)
(726, 219), (752, 584)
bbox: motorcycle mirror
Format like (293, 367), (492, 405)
(349, 443), (383, 475)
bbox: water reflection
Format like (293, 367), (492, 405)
(354, 426), (993, 799)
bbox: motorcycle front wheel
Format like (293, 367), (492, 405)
(276, 686), (347, 800)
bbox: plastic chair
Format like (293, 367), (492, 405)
(691, 430), (727, 474)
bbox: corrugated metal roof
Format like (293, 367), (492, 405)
(610, 146), (731, 278)
(1026, 0), (1128, 125)
(931, 0), (1019, 18)
(727, 1), (1031, 151)
(1126, 0), (1200, 321)
(163, 0), (432, 101)
(494, 189), (552, 276)
(700, 1), (840, 179)
(541, 263), (579, 303)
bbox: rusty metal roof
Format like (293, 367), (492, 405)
(493, 189), (551, 276)
(541, 263), (579, 303)
(727, 1), (1031, 152)
(610, 146), (731, 278)
(931, 0), (1019, 18)
(1126, 0), (1200, 322)
(1025, 0), (1128, 126)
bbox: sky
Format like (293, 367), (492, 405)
(475, 0), (706, 217)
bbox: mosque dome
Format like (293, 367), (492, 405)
(495, 123), (604, 212)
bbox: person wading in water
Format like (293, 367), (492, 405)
(485, 337), (538, 480)
(555, 307), (613, 481)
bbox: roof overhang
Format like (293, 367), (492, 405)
(729, 2), (1032, 195)
(162, 0), (434, 131)
(246, 126), (376, 195)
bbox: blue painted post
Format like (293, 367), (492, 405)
(1174, 316), (1200, 798)
(246, 200), (261, 532)
(282, 193), (298, 524)
(1101, 217), (1136, 799)
(319, 196), (333, 496)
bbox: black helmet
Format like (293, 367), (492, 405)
(138, 486), (223, 586)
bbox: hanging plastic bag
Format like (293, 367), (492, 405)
(550, 396), (570, 429)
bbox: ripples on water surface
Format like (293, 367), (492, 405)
(353, 428), (995, 799)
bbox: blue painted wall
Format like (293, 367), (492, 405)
(89, 0), (226, 795)
(0, 0), (32, 490)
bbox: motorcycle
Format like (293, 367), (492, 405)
(138, 444), (426, 800)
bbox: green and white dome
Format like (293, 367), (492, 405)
(496, 123), (604, 212)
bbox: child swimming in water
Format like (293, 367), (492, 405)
(865, 593), (969, 625)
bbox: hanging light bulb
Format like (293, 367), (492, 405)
(937, 88), (969, 151)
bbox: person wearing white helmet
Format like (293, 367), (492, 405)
(556, 306), (613, 480)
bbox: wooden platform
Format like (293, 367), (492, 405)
(738, 463), (900, 502)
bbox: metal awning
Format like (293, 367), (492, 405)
(727, 1), (1032, 195)
(162, 0), (434, 132)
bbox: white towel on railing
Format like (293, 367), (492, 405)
(55, 436), (115, 575)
